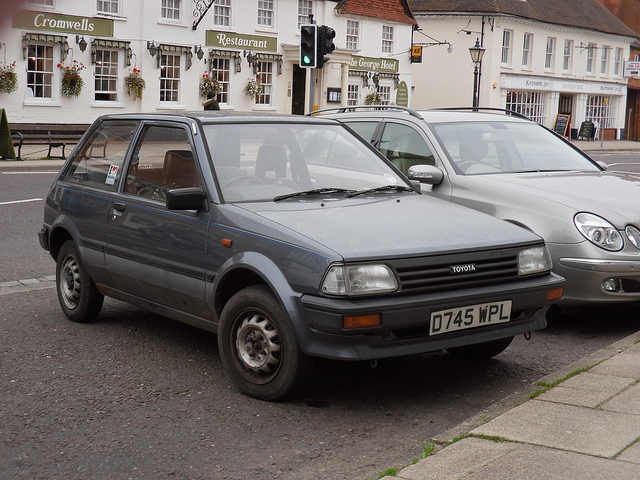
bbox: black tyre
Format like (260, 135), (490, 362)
(56, 240), (104, 323)
(218, 285), (309, 401)
(446, 336), (514, 360)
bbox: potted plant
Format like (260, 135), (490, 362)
(364, 89), (382, 105)
(57, 60), (85, 97)
(199, 71), (221, 98)
(124, 68), (146, 101)
(243, 77), (263, 102)
(0, 62), (18, 94)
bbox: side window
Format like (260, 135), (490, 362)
(61, 120), (139, 191)
(343, 121), (379, 143)
(124, 125), (200, 202)
(379, 123), (435, 175)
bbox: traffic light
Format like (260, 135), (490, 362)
(316, 25), (336, 69)
(299, 24), (317, 68)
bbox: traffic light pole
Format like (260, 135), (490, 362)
(308, 15), (315, 112)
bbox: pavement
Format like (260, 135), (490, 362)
(3, 140), (640, 480)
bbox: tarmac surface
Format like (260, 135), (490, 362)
(3, 139), (640, 479)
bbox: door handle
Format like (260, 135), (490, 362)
(113, 202), (126, 212)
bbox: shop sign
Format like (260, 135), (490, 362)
(396, 81), (409, 107)
(349, 55), (398, 73)
(13, 10), (113, 36)
(206, 31), (277, 52)
(624, 61), (640, 77)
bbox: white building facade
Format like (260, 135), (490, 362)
(410, 12), (636, 139)
(0, 0), (414, 126)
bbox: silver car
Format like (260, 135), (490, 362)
(324, 107), (640, 307)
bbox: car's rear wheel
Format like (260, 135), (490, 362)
(218, 285), (309, 401)
(56, 240), (104, 323)
(446, 336), (514, 359)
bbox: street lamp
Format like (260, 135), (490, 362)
(468, 38), (485, 109)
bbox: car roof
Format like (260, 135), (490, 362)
(94, 111), (340, 126)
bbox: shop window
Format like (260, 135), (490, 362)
(211, 58), (230, 104)
(160, 53), (181, 103)
(256, 61), (273, 106)
(506, 91), (547, 125)
(27, 44), (54, 99)
(94, 49), (119, 102)
(586, 95), (615, 129)
(347, 84), (359, 106)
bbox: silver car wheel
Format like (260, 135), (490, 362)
(59, 253), (82, 310)
(235, 313), (281, 375)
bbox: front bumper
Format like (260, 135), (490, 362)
(557, 257), (640, 305)
(296, 272), (564, 361)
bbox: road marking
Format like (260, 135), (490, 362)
(0, 198), (43, 205)
(2, 171), (59, 174)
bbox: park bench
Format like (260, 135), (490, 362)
(8, 124), (89, 161)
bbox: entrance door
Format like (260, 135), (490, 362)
(558, 94), (573, 115)
(292, 64), (306, 115)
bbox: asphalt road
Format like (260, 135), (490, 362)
(1, 165), (639, 480)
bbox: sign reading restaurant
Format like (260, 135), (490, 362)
(349, 55), (398, 73)
(13, 10), (113, 36)
(206, 31), (277, 52)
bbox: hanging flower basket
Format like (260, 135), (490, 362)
(364, 90), (382, 105)
(124, 68), (146, 101)
(199, 71), (221, 98)
(58, 60), (85, 97)
(0, 62), (18, 94)
(243, 77), (263, 102)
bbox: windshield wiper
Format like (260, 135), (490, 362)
(273, 187), (356, 202)
(346, 185), (415, 198)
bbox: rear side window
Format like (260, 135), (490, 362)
(61, 120), (139, 191)
(343, 121), (379, 143)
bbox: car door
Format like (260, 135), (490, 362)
(104, 121), (211, 319)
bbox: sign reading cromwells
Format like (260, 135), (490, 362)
(206, 31), (277, 52)
(14, 10), (113, 36)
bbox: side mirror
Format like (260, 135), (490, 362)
(166, 187), (208, 211)
(408, 165), (444, 186)
(596, 160), (608, 171)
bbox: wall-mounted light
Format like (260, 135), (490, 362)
(76, 35), (87, 53)
(147, 41), (158, 57)
(194, 45), (204, 61)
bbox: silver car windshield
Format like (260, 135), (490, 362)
(202, 122), (407, 202)
(432, 121), (602, 175)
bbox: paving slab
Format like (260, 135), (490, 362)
(471, 399), (640, 458)
(601, 383), (640, 415)
(536, 372), (634, 408)
(617, 440), (640, 464)
(590, 345), (640, 379)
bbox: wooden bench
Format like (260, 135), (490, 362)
(9, 124), (89, 161)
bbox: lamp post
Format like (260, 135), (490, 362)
(468, 38), (485, 109)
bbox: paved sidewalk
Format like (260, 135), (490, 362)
(381, 330), (640, 480)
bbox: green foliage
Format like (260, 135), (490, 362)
(0, 62), (18, 94)
(199, 71), (221, 98)
(58, 60), (85, 97)
(124, 68), (146, 101)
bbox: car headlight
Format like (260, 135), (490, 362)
(574, 213), (623, 251)
(321, 264), (398, 296)
(518, 246), (552, 275)
(626, 225), (640, 249)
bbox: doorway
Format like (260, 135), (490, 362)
(291, 64), (306, 115)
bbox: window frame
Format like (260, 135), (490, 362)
(544, 37), (556, 71)
(159, 53), (182, 104)
(257, 0), (274, 28)
(600, 46), (610, 76)
(614, 47), (623, 77)
(563, 40), (573, 73)
(26, 43), (55, 101)
(213, 0), (231, 27)
(256, 61), (273, 106)
(94, 48), (120, 102)
(501, 30), (513, 66)
(521, 33), (532, 69)
(586, 43), (597, 75)
(382, 25), (394, 54)
(97, 0), (119, 15)
(297, 0), (312, 29)
(211, 57), (231, 105)
(346, 20), (360, 51)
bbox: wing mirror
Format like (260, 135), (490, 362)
(166, 187), (208, 211)
(407, 165), (444, 185)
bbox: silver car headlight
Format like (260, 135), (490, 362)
(322, 264), (398, 296)
(626, 225), (640, 249)
(518, 246), (552, 275)
(574, 213), (623, 251)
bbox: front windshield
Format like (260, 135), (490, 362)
(432, 121), (602, 175)
(202, 122), (406, 202)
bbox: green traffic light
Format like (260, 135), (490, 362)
(302, 55), (311, 65)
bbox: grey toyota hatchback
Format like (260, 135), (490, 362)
(40, 112), (564, 400)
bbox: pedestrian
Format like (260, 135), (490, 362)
(203, 91), (220, 110)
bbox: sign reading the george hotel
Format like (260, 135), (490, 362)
(206, 31), (277, 52)
(349, 56), (398, 73)
(14, 10), (113, 36)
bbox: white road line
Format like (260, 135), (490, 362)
(2, 171), (59, 174)
(0, 198), (43, 205)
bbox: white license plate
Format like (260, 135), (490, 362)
(430, 300), (512, 336)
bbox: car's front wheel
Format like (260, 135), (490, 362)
(446, 336), (514, 359)
(56, 240), (104, 323)
(218, 286), (309, 401)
